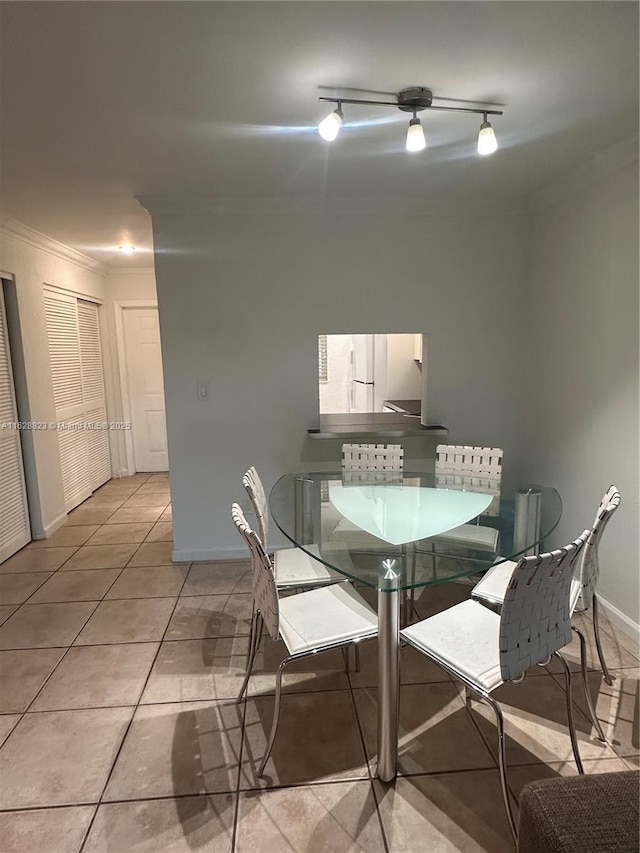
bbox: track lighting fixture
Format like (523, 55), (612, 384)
(317, 87), (503, 155)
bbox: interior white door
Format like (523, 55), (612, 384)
(122, 307), (168, 472)
(0, 285), (31, 561)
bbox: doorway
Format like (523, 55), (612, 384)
(118, 304), (168, 472)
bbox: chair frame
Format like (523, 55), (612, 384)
(232, 503), (377, 777)
(402, 532), (589, 846)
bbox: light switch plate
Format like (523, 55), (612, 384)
(196, 381), (210, 401)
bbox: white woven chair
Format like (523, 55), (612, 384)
(432, 444), (503, 553)
(325, 444), (405, 551)
(471, 485), (621, 742)
(401, 531), (589, 846)
(243, 467), (342, 589)
(232, 503), (378, 776)
(341, 443), (404, 473)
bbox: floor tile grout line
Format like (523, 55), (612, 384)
(0, 593), (110, 765)
(19, 580), (127, 716)
(95, 579), (186, 794)
(3, 571), (57, 607)
(347, 659), (376, 782)
(77, 578), (184, 853)
(5, 759), (627, 818)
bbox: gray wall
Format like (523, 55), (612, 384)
(147, 206), (528, 560)
(522, 160), (639, 630)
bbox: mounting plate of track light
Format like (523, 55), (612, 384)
(396, 87), (433, 113)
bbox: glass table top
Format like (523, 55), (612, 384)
(269, 471), (562, 592)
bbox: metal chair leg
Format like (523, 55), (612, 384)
(553, 651), (585, 774)
(481, 693), (518, 846)
(237, 612), (262, 703)
(464, 685), (473, 711)
(572, 626), (607, 742)
(342, 645), (350, 674)
(592, 594), (614, 686)
(257, 654), (293, 776)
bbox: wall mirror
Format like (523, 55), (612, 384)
(318, 333), (425, 417)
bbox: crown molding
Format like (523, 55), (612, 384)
(530, 135), (639, 212)
(105, 266), (156, 277)
(0, 215), (108, 276)
(138, 193), (528, 218)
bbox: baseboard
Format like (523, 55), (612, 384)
(598, 595), (640, 656)
(172, 546), (249, 563)
(114, 467), (135, 478)
(37, 511), (68, 540)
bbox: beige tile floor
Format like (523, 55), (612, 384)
(0, 474), (637, 852)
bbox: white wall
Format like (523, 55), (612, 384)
(146, 205), (528, 560)
(522, 160), (639, 637)
(0, 228), (110, 536)
(386, 333), (422, 401)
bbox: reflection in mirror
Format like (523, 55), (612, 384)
(318, 334), (425, 416)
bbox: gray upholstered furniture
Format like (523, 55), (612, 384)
(518, 769), (640, 853)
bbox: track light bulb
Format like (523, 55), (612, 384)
(318, 107), (343, 141)
(406, 117), (426, 152)
(477, 120), (498, 155)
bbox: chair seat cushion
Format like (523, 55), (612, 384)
(435, 522), (499, 552)
(401, 599), (505, 692)
(326, 519), (401, 552)
(518, 770), (640, 853)
(279, 582), (378, 656)
(473, 561), (582, 613)
(273, 544), (342, 587)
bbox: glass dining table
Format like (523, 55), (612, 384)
(269, 469), (562, 781)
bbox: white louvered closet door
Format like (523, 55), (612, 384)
(78, 300), (111, 491)
(44, 290), (111, 512)
(0, 287), (31, 561)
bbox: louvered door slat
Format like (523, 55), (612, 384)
(78, 301), (105, 403)
(57, 420), (91, 508)
(86, 405), (111, 490)
(44, 293), (83, 410)
(0, 287), (30, 561)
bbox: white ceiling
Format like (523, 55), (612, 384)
(0, 1), (637, 266)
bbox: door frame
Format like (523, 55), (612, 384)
(113, 300), (163, 476)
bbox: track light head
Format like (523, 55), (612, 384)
(406, 116), (427, 152)
(477, 115), (498, 155)
(318, 105), (343, 141)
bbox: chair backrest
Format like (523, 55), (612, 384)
(499, 530), (589, 681)
(580, 486), (621, 606)
(231, 503), (279, 640)
(435, 444), (503, 478)
(342, 443), (404, 472)
(243, 466), (269, 549)
(435, 471), (502, 517)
